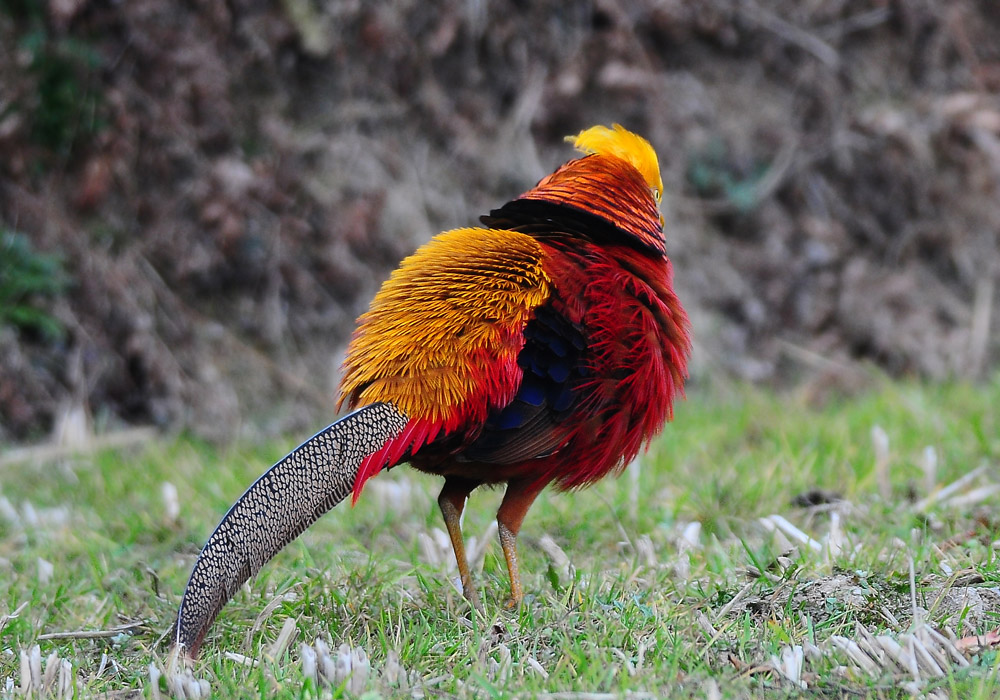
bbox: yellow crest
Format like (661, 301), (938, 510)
(568, 124), (663, 202)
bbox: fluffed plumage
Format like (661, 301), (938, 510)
(175, 124), (690, 656)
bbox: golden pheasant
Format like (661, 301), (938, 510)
(175, 124), (690, 655)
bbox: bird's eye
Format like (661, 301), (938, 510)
(652, 188), (662, 204)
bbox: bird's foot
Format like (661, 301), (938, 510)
(502, 595), (522, 611)
(463, 585), (485, 616)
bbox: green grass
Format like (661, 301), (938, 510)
(3, 377), (1000, 697)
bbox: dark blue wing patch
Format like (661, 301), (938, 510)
(461, 299), (587, 464)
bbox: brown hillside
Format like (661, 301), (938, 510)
(2, 0), (998, 441)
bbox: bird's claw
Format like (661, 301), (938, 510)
(463, 586), (485, 616)
(502, 596), (522, 611)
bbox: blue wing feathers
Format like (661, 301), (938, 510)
(460, 297), (587, 464)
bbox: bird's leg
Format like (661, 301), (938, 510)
(496, 478), (546, 609)
(437, 477), (484, 613)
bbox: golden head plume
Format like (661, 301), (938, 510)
(568, 124), (662, 202)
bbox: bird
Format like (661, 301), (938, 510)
(174, 124), (691, 656)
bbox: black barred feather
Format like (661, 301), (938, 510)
(175, 402), (407, 655)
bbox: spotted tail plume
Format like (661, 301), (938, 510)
(174, 402), (407, 656)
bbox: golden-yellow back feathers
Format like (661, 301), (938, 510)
(338, 227), (550, 428)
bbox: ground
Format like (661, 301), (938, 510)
(2, 378), (1000, 697)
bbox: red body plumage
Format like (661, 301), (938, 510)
(340, 126), (689, 502)
(529, 240), (686, 491)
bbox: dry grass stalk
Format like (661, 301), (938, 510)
(759, 514), (822, 553)
(147, 647), (211, 700)
(769, 644), (805, 688)
(966, 274), (994, 378)
(716, 581), (756, 621)
(538, 535), (573, 588)
(826, 618), (989, 693)
(36, 621), (143, 642)
(17, 646), (76, 699)
(246, 590), (299, 652)
(913, 464), (988, 513)
(266, 617), (299, 660)
(0, 602), (28, 637)
(871, 425), (891, 501)
(298, 638), (414, 695)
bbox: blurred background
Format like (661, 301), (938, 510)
(1, 0), (998, 445)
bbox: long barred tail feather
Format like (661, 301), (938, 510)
(174, 402), (407, 656)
